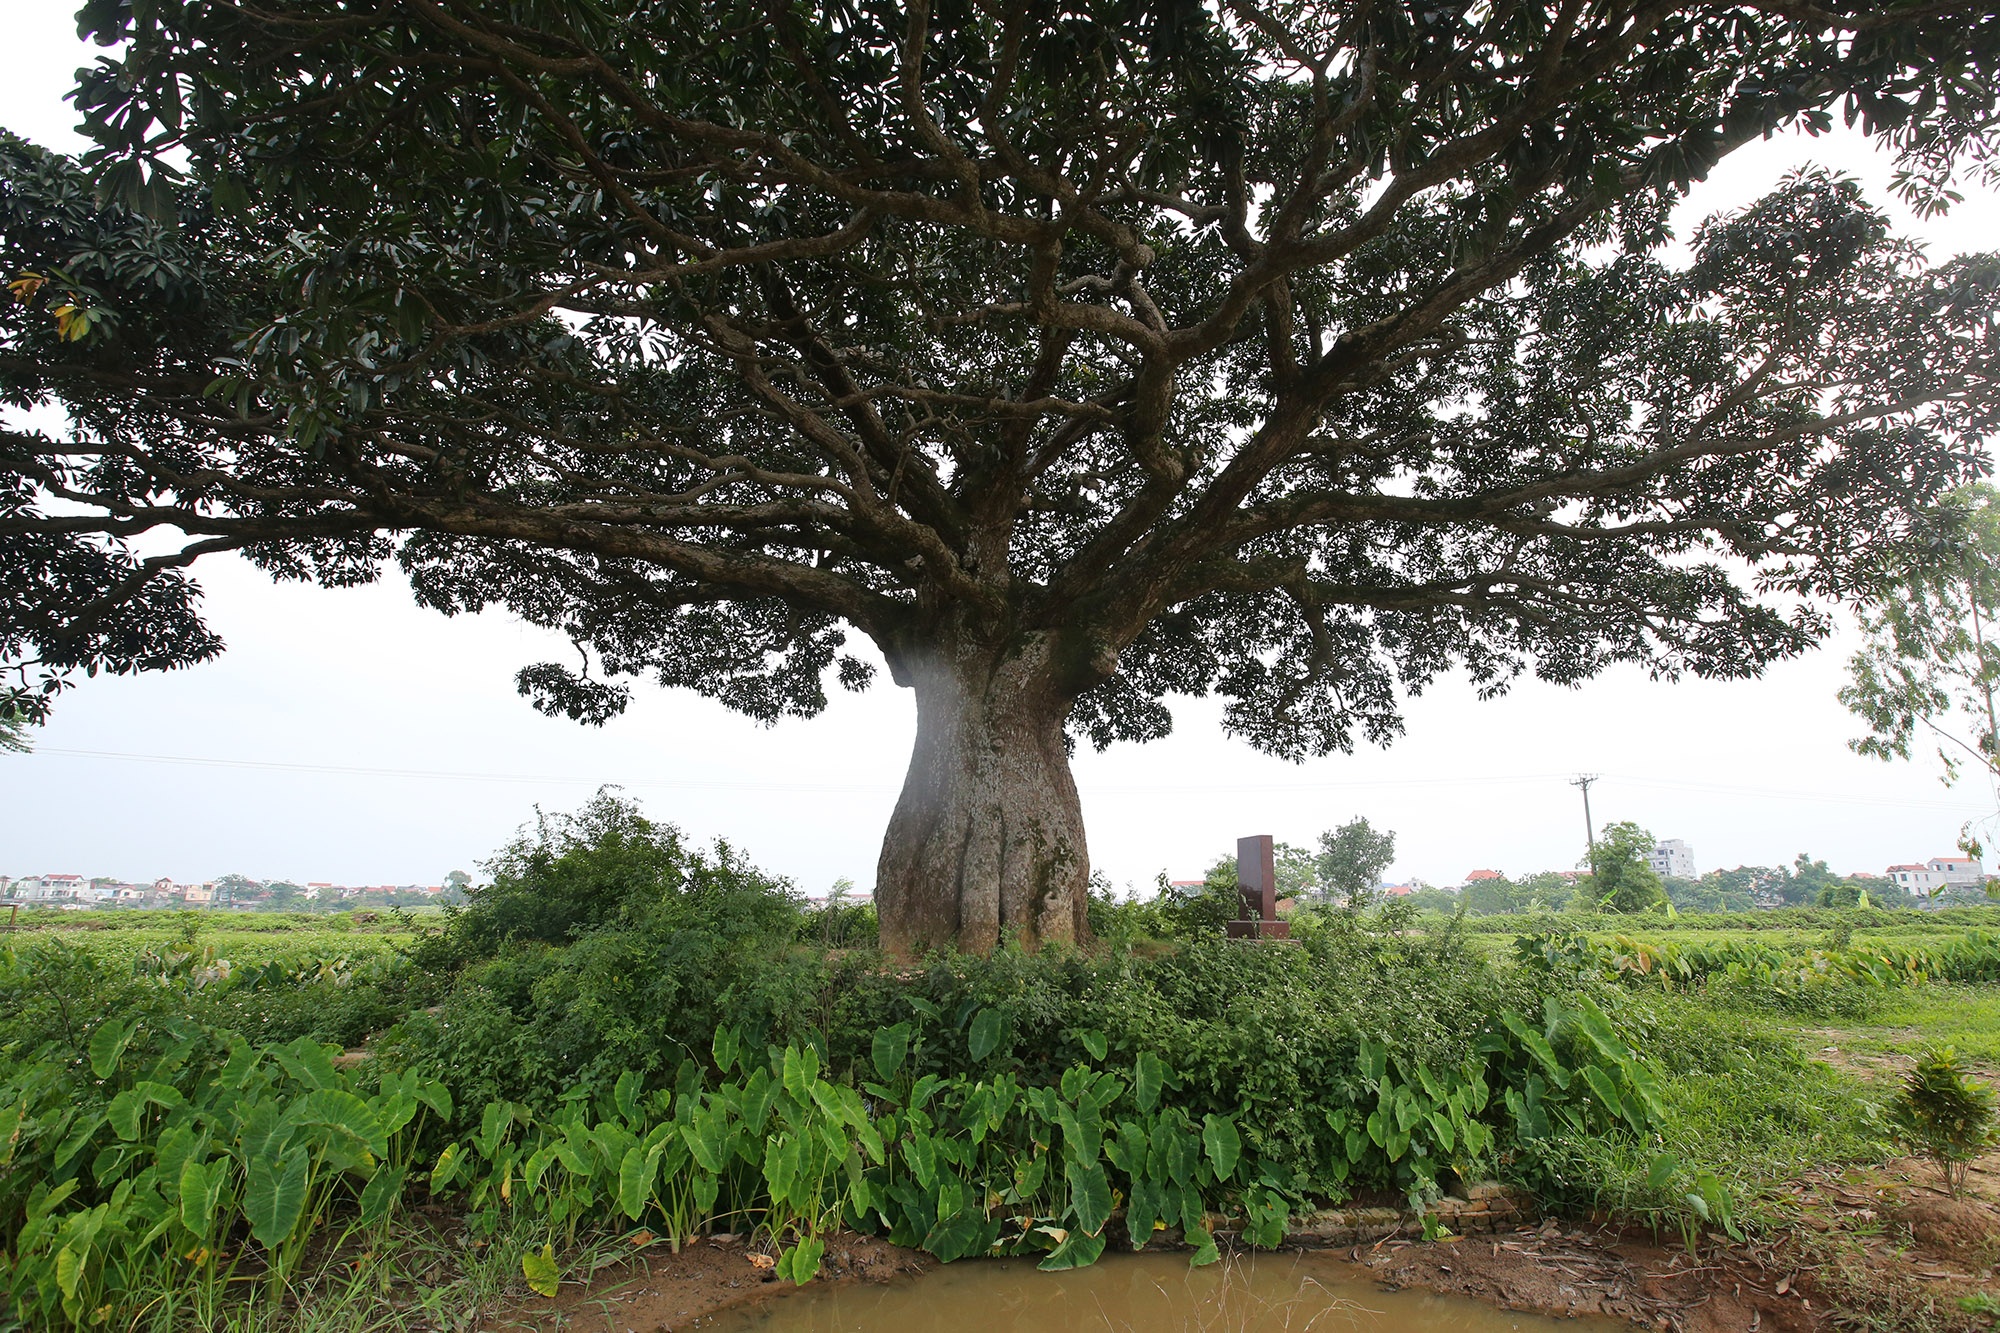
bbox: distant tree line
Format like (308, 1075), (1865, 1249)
(1162, 815), (1967, 919)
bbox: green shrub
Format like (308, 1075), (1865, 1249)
(385, 800), (824, 1113)
(417, 788), (780, 963)
(1889, 1045), (1999, 1197)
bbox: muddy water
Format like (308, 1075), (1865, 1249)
(710, 1251), (1617, 1333)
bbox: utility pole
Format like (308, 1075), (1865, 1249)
(1571, 774), (1600, 878)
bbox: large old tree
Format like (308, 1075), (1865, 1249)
(4, 1), (1999, 953)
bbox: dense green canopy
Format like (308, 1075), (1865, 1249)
(4, 1), (1998, 949)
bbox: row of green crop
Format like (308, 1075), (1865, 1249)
(1459, 905), (2000, 936)
(1516, 929), (2000, 1013)
(2, 989), (1704, 1328)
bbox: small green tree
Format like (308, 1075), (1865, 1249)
(1845, 485), (2000, 789)
(1274, 843), (1318, 901)
(1316, 818), (1397, 910)
(1889, 1045), (1999, 1198)
(1586, 822), (1668, 913)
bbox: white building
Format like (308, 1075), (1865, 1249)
(1888, 863), (1946, 893)
(14, 874), (85, 901)
(1927, 855), (1986, 888)
(1648, 839), (1695, 879)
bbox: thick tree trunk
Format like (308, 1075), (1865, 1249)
(875, 636), (1090, 958)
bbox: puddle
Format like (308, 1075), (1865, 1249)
(707, 1251), (1617, 1332)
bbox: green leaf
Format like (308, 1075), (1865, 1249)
(522, 1242), (560, 1297)
(179, 1158), (218, 1238)
(1134, 1051), (1166, 1113)
(614, 1070), (643, 1124)
(1646, 1152), (1679, 1191)
(56, 1245), (84, 1301)
(88, 1018), (134, 1080)
(1580, 1064), (1623, 1118)
(1500, 1009), (1569, 1081)
(713, 1025), (742, 1074)
(359, 1164), (406, 1228)
(765, 1133), (802, 1204)
(1066, 1157), (1112, 1236)
(1036, 1229), (1106, 1270)
(1017, 1151), (1047, 1198)
(1358, 1037), (1388, 1085)
(430, 1143), (463, 1194)
(1186, 1222), (1220, 1267)
(1574, 997), (1626, 1062)
(1178, 1181), (1205, 1233)
(871, 1024), (911, 1082)
(783, 1045), (820, 1104)
(273, 1037), (341, 1092)
(284, 1088), (389, 1157)
(903, 1133), (937, 1191)
(923, 1208), (997, 1262)
(414, 1080), (453, 1122)
(108, 1089), (146, 1142)
(478, 1101), (513, 1158)
(967, 1008), (1004, 1062)
(245, 1150), (310, 1249)
(685, 1109), (729, 1174)
(618, 1143), (661, 1220)
(776, 1235), (825, 1285)
(1165, 1129), (1197, 1187)
(1202, 1113), (1242, 1181)
(1077, 1029), (1109, 1062)
(1126, 1177), (1164, 1249)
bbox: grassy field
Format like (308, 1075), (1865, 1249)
(0, 908), (419, 966)
(1808, 984), (2000, 1074)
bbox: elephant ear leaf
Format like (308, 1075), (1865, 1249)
(1134, 1051), (1169, 1113)
(178, 1158), (219, 1237)
(522, 1243), (560, 1297)
(89, 1018), (135, 1079)
(245, 1150), (310, 1248)
(1201, 1113), (1242, 1182)
(1066, 1157), (1113, 1237)
(967, 1009), (1004, 1062)
(359, 1164), (407, 1227)
(871, 1024), (911, 1081)
(775, 1236), (825, 1285)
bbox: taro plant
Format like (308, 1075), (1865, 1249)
(1889, 1045), (1998, 1197)
(3, 1014), (452, 1328)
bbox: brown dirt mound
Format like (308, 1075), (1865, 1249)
(1895, 1193), (2000, 1252)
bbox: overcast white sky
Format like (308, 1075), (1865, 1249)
(4, 11), (1999, 894)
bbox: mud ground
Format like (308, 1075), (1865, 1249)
(478, 1151), (2000, 1332)
(485, 1232), (918, 1332)
(1361, 1150), (2000, 1333)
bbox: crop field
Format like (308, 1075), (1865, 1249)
(3, 911), (417, 960)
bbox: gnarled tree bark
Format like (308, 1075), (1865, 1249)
(875, 633), (1090, 958)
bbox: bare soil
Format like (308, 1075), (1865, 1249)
(482, 1232), (919, 1332)
(1366, 1150), (2000, 1333)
